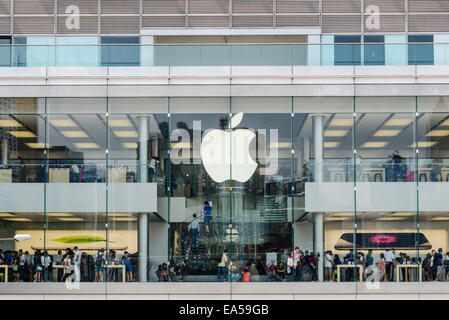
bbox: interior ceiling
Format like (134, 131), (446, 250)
(0, 212), (163, 223)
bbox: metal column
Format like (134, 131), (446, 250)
(138, 116), (149, 282)
(312, 115), (324, 282)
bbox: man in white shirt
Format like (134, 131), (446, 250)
(188, 214), (199, 248)
(385, 249), (396, 281)
(324, 251), (333, 281)
(73, 246), (81, 282)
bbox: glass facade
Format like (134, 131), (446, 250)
(1, 96), (449, 284)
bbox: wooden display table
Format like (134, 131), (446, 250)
(0, 169), (12, 182)
(396, 264), (422, 282)
(337, 264), (363, 282)
(108, 168), (127, 183)
(49, 168), (69, 182)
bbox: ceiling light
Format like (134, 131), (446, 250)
(109, 119), (132, 127)
(60, 131), (88, 138)
(324, 142), (340, 148)
(361, 142), (388, 148)
(439, 119), (449, 126)
(114, 130), (138, 138)
(57, 217), (84, 222)
(388, 212), (416, 216)
(111, 217), (137, 222)
(171, 142), (192, 148)
(74, 142), (100, 149)
(430, 217), (449, 221)
(26, 142), (50, 149)
(0, 120), (22, 127)
(376, 217), (406, 221)
(50, 119), (77, 127)
(270, 142), (292, 148)
(374, 130), (401, 137)
(0, 213), (14, 217)
(330, 212), (353, 217)
(324, 130), (348, 137)
(122, 142), (138, 149)
(39, 212), (74, 217)
(3, 218), (32, 222)
(410, 141), (438, 148)
(325, 217), (350, 221)
(8, 131), (36, 138)
(426, 130), (449, 137)
(384, 118), (413, 126)
(100, 212), (133, 217)
(329, 118), (353, 126)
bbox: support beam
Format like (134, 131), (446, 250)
(138, 116), (149, 282)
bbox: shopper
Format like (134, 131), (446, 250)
(217, 249), (229, 282)
(293, 247), (302, 281)
(229, 260), (240, 281)
(275, 262), (286, 281)
(436, 248), (444, 281)
(94, 249), (106, 282)
(378, 253), (386, 282)
(266, 259), (276, 281)
(324, 250), (334, 281)
(188, 213), (200, 249)
(385, 248), (396, 281)
(33, 250), (42, 282)
(122, 251), (134, 282)
(203, 201), (212, 236)
(73, 246), (81, 282)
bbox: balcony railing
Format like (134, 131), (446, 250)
(0, 43), (443, 67)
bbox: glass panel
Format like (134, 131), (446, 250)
(13, 36), (55, 67)
(355, 97), (418, 283)
(107, 98), (169, 282)
(334, 35), (361, 66)
(293, 97), (354, 282)
(101, 37), (140, 66)
(364, 35), (385, 66)
(56, 36), (99, 67)
(408, 35), (434, 66)
(417, 96), (449, 282)
(169, 98), (230, 282)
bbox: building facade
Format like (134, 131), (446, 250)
(0, 0), (449, 298)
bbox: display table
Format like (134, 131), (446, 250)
(0, 265), (12, 282)
(53, 264), (126, 282)
(49, 168), (70, 182)
(0, 169), (12, 182)
(336, 265), (363, 282)
(396, 264), (422, 282)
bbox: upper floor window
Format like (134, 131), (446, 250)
(334, 35), (361, 66)
(364, 35), (385, 66)
(101, 36), (140, 66)
(408, 35), (434, 65)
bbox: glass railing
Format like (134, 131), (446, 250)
(0, 43), (446, 67)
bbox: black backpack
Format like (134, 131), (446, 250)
(95, 255), (104, 267)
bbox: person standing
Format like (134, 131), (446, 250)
(385, 248), (396, 281)
(188, 213), (200, 249)
(293, 247), (302, 281)
(94, 249), (106, 282)
(203, 201), (212, 236)
(324, 251), (334, 281)
(149, 156), (159, 182)
(73, 246), (81, 282)
(217, 249), (229, 282)
(436, 248), (444, 281)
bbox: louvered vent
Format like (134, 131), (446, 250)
(409, 14), (449, 32)
(323, 0), (361, 13)
(142, 16), (185, 27)
(189, 0), (229, 14)
(57, 16), (98, 34)
(101, 0), (139, 14)
(142, 0), (185, 14)
(409, 0), (449, 12)
(14, 0), (54, 14)
(232, 0), (273, 14)
(364, 0), (405, 14)
(0, 0), (10, 15)
(232, 15), (273, 27)
(364, 14), (405, 32)
(57, 0), (98, 14)
(0, 17), (10, 33)
(14, 16), (54, 34)
(276, 15), (319, 27)
(189, 15), (229, 27)
(101, 16), (139, 34)
(276, 0), (319, 13)
(322, 15), (361, 32)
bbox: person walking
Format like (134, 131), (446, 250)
(73, 246), (81, 282)
(217, 249), (229, 282)
(203, 201), (212, 236)
(188, 213), (200, 249)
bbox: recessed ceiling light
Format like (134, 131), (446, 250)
(410, 141), (438, 148)
(329, 118), (353, 126)
(388, 212), (416, 216)
(57, 217), (84, 222)
(8, 131), (36, 138)
(426, 130), (449, 137)
(171, 142), (192, 148)
(430, 217), (449, 221)
(269, 142), (292, 148)
(74, 142), (100, 149)
(0, 213), (14, 217)
(122, 142), (138, 149)
(324, 130), (348, 137)
(324, 142), (340, 148)
(0, 120), (22, 127)
(325, 217), (350, 221)
(376, 217), (406, 221)
(3, 217), (32, 222)
(26, 142), (50, 149)
(60, 131), (88, 138)
(109, 119), (132, 127)
(439, 119), (449, 126)
(384, 118), (413, 126)
(111, 217), (137, 222)
(39, 212), (74, 217)
(330, 212), (353, 217)
(100, 212), (133, 217)
(361, 142), (388, 148)
(50, 119), (77, 127)
(374, 130), (401, 137)
(114, 130), (138, 138)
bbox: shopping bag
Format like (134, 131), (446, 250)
(242, 272), (251, 282)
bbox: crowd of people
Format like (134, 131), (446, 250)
(0, 247), (137, 282)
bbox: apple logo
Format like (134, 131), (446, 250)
(200, 112), (257, 183)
